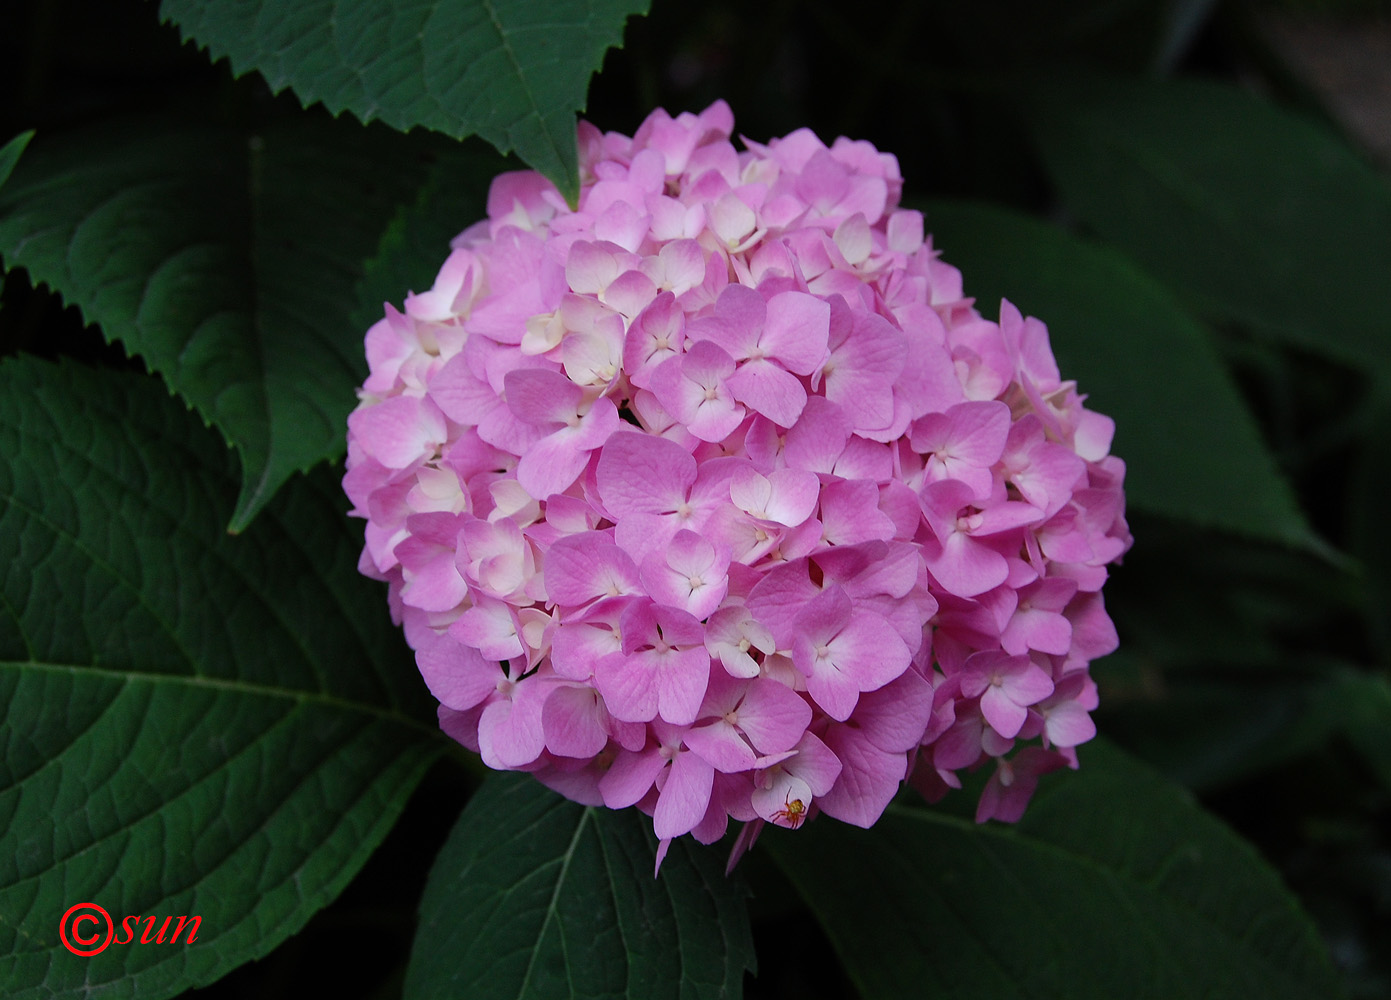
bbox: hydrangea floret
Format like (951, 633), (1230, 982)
(344, 101), (1133, 871)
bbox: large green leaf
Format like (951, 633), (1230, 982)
(0, 131), (32, 189)
(925, 199), (1314, 549)
(0, 358), (442, 1000)
(351, 141), (506, 335)
(159, 0), (652, 204)
(1329, 671), (1391, 794)
(0, 117), (428, 530)
(1027, 74), (1391, 379)
(405, 773), (755, 1000)
(764, 740), (1344, 999)
(1097, 660), (1354, 791)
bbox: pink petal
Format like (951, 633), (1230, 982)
(688, 283), (765, 360)
(887, 209), (923, 253)
(1001, 604), (1074, 657)
(975, 748), (1068, 823)
(683, 721), (757, 772)
(549, 620), (622, 681)
(449, 598), (523, 660)
(545, 532), (641, 607)
(649, 341), (745, 443)
(641, 530), (730, 620)
(819, 479), (896, 546)
(822, 310), (902, 431)
(624, 291), (685, 385)
(806, 610), (911, 719)
(478, 690), (546, 768)
(504, 368), (581, 424)
(736, 678), (813, 755)
(600, 746), (667, 808)
(348, 395), (446, 470)
(926, 532), (1009, 598)
(596, 431), (696, 517)
(654, 751), (716, 839)
(542, 685), (611, 758)
(815, 727), (907, 828)
(726, 358), (807, 427)
(516, 428), (594, 500)
(761, 291), (831, 375)
(946, 401), (1012, 466)
(783, 731), (844, 796)
(657, 645), (713, 726)
(709, 191), (757, 246)
(746, 559), (821, 647)
(730, 466), (819, 527)
(848, 668), (935, 754)
(783, 397), (850, 472)
(395, 540), (470, 614)
(980, 686), (1029, 739)
(752, 772), (815, 829)
(999, 660), (1055, 707)
(594, 648), (661, 723)
(566, 239), (624, 295)
(1043, 700), (1096, 748)
(415, 634), (500, 711)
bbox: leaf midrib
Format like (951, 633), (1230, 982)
(513, 804), (593, 999)
(4, 387), (390, 707)
(0, 659), (443, 742)
(233, 119), (278, 528)
(479, 0), (564, 168)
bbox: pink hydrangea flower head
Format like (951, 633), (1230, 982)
(345, 101), (1133, 869)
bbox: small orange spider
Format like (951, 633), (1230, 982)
(770, 792), (808, 829)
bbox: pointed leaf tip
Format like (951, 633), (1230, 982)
(0, 118), (429, 530)
(0, 357), (441, 1000)
(0, 130), (34, 191)
(159, 0), (650, 193)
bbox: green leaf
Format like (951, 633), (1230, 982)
(1028, 73), (1391, 379)
(159, 0), (652, 203)
(764, 740), (1344, 1000)
(924, 199), (1314, 548)
(1104, 521), (1357, 671)
(0, 116), (428, 530)
(1098, 661), (1349, 791)
(0, 358), (441, 1000)
(351, 141), (506, 335)
(1326, 671), (1391, 794)
(405, 772), (755, 1000)
(0, 131), (32, 190)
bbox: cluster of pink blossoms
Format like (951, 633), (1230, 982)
(344, 101), (1131, 867)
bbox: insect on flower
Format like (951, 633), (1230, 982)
(771, 794), (808, 829)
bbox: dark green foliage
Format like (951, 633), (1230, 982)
(0, 118), (430, 530)
(406, 774), (755, 1000)
(765, 741), (1342, 999)
(1028, 74), (1391, 381)
(924, 200), (1314, 548)
(159, 0), (653, 204)
(0, 358), (441, 1000)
